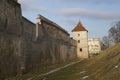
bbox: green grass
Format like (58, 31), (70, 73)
(43, 43), (120, 80)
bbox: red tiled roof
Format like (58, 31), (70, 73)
(72, 21), (88, 32)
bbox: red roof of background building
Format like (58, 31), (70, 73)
(72, 21), (88, 32)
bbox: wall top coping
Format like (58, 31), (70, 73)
(22, 17), (35, 25)
(37, 15), (69, 35)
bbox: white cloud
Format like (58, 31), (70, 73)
(54, 0), (120, 4)
(18, 0), (120, 20)
(18, 0), (38, 3)
(18, 0), (49, 12)
(23, 5), (48, 12)
(60, 8), (120, 20)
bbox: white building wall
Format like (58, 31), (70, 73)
(72, 31), (89, 58)
(88, 38), (101, 57)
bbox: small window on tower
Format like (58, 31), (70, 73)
(78, 34), (80, 36)
(78, 40), (80, 43)
(80, 48), (82, 52)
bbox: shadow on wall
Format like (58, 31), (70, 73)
(0, 34), (21, 79)
(0, 0), (77, 79)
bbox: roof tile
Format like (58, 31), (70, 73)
(72, 21), (87, 32)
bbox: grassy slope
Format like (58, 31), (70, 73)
(8, 59), (79, 80)
(45, 43), (120, 80)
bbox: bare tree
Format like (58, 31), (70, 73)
(116, 21), (120, 41)
(102, 36), (110, 47)
(109, 21), (120, 43)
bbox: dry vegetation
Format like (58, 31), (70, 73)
(44, 42), (120, 80)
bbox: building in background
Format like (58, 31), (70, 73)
(72, 21), (89, 58)
(88, 38), (101, 57)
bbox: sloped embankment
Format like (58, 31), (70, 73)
(85, 43), (120, 80)
(45, 43), (120, 80)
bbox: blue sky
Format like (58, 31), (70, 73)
(18, 0), (120, 39)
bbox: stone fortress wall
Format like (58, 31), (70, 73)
(0, 0), (77, 79)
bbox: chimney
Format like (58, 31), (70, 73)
(36, 14), (41, 24)
(34, 15), (41, 41)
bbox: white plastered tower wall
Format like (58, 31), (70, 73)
(72, 22), (89, 58)
(72, 31), (89, 58)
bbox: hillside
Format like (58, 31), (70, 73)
(44, 42), (120, 80)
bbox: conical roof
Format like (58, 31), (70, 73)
(72, 21), (88, 32)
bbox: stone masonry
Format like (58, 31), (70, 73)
(0, 0), (77, 79)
